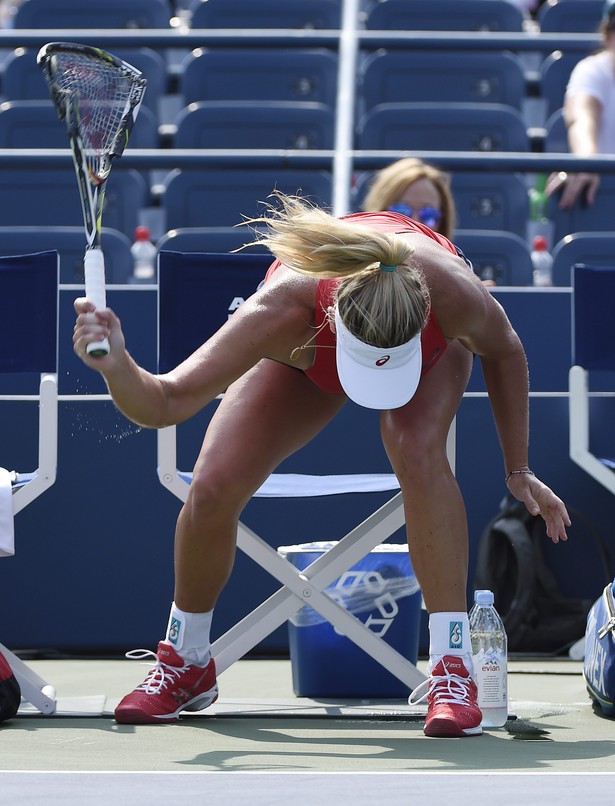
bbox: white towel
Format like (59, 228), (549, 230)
(255, 472), (400, 498)
(0, 468), (15, 557)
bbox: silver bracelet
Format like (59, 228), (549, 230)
(505, 468), (535, 484)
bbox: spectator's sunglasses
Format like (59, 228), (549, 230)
(388, 202), (441, 229)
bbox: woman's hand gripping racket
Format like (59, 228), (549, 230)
(38, 42), (147, 356)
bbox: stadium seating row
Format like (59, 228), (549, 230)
(6, 0), (607, 34)
(0, 47), (585, 154)
(0, 0), (609, 289)
(0, 221), (602, 287)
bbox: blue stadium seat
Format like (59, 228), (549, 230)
(1, 47), (167, 116)
(538, 0), (603, 33)
(356, 103), (530, 151)
(0, 226), (133, 283)
(161, 169), (333, 229)
(179, 48), (338, 108)
(0, 168), (147, 240)
(548, 175), (615, 244)
(173, 101), (334, 149)
(189, 0), (341, 28)
(156, 227), (268, 255)
(453, 229), (533, 286)
(359, 50), (526, 112)
(0, 100), (159, 150)
(544, 108), (568, 152)
(364, 0), (524, 31)
(13, 0), (171, 28)
(539, 50), (589, 119)
(551, 233), (615, 286)
(451, 173), (530, 239)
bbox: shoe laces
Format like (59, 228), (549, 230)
(125, 648), (186, 695)
(409, 669), (475, 707)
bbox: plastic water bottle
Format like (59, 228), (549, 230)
(469, 589), (508, 728)
(130, 225), (157, 283)
(531, 234), (553, 287)
(527, 172), (554, 248)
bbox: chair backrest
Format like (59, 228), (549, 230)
(13, 0), (171, 27)
(157, 227), (268, 255)
(161, 168), (333, 229)
(538, 0), (603, 33)
(356, 103), (530, 151)
(0, 250), (59, 515)
(189, 0), (341, 28)
(0, 226), (133, 283)
(572, 263), (615, 370)
(548, 175), (615, 245)
(158, 251), (272, 373)
(359, 50), (526, 112)
(0, 251), (58, 374)
(453, 229), (534, 286)
(551, 232), (615, 286)
(179, 48), (338, 108)
(0, 100), (158, 150)
(364, 0), (524, 31)
(451, 172), (530, 238)
(539, 50), (589, 119)
(0, 169), (147, 240)
(173, 101), (335, 149)
(1, 47), (166, 115)
(544, 108), (569, 152)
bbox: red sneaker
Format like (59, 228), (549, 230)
(115, 641), (218, 724)
(410, 655), (482, 737)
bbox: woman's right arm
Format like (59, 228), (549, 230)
(73, 297), (173, 428)
(74, 274), (315, 428)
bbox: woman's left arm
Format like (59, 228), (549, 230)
(434, 271), (571, 542)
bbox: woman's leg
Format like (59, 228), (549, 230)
(380, 341), (473, 614)
(174, 359), (347, 613)
(381, 342), (481, 737)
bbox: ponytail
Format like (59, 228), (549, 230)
(245, 191), (415, 278)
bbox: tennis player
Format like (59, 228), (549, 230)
(73, 192), (570, 736)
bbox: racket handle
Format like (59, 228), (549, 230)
(84, 247), (110, 357)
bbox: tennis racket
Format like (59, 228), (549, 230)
(37, 42), (147, 356)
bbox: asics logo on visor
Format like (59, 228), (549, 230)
(375, 355), (391, 366)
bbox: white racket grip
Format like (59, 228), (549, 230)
(84, 248), (110, 356)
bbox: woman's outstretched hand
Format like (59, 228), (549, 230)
(507, 472), (571, 544)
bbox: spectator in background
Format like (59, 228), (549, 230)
(546, 0), (615, 209)
(361, 157), (456, 240)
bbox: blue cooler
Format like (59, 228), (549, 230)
(278, 542), (422, 698)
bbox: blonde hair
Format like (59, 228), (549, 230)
(361, 157), (456, 240)
(248, 191), (429, 348)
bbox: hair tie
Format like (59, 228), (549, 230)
(379, 263), (397, 272)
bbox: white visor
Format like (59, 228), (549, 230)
(335, 307), (422, 410)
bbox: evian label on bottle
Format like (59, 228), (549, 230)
(473, 646), (507, 707)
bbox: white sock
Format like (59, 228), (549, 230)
(428, 611), (473, 673)
(165, 602), (213, 666)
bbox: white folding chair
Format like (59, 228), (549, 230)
(0, 250), (59, 715)
(569, 263), (615, 495)
(157, 251), (457, 690)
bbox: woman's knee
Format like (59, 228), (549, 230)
(382, 414), (451, 485)
(186, 464), (251, 521)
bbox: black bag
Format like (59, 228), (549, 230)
(0, 650), (20, 723)
(474, 495), (609, 654)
